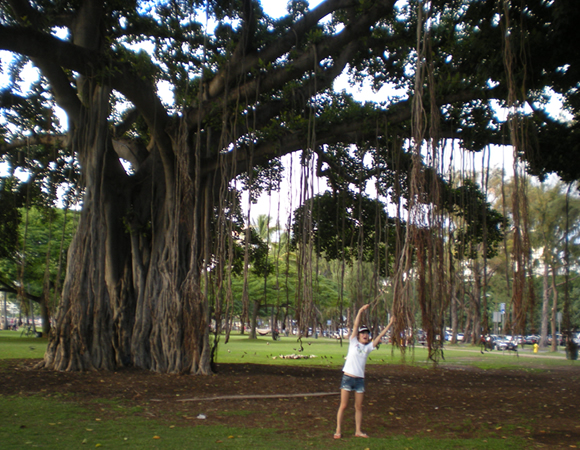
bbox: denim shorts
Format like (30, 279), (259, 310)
(340, 373), (365, 393)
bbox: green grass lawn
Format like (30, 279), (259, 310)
(0, 330), (47, 359)
(216, 332), (573, 371)
(0, 328), (571, 369)
(0, 393), (529, 450)
(0, 330), (576, 449)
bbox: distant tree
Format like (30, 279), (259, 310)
(229, 238), (343, 337)
(488, 173), (580, 345)
(0, 206), (78, 335)
(0, 177), (23, 260)
(292, 191), (400, 277)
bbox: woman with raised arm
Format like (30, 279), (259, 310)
(334, 304), (394, 439)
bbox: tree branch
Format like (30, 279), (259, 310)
(0, 25), (173, 162)
(0, 134), (69, 152)
(3, 0), (82, 119)
(201, 86), (499, 182)
(204, 0), (359, 100)
(0, 279), (42, 304)
(190, 0), (397, 127)
(0, 90), (29, 108)
(5, 0), (45, 27)
(31, 58), (83, 119)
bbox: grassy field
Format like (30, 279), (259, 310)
(0, 330), (47, 359)
(1, 328), (571, 368)
(215, 333), (573, 370)
(1, 391), (527, 450)
(0, 329), (576, 449)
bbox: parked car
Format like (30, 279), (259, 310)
(444, 332), (465, 342)
(494, 335), (518, 351)
(524, 335), (539, 345)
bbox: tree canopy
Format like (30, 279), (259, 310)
(1, 0), (579, 373)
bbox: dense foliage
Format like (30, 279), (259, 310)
(1, 0), (579, 371)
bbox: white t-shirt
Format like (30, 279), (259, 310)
(342, 335), (375, 378)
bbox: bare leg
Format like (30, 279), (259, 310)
(335, 389), (350, 437)
(354, 391), (366, 437)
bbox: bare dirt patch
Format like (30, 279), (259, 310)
(2, 359), (579, 448)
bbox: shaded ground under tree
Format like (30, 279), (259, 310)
(2, 358), (579, 448)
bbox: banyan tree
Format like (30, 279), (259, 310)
(1, 0), (579, 373)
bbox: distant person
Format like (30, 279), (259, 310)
(334, 304), (395, 439)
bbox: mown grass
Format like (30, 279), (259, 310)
(0, 330), (47, 359)
(0, 328), (572, 370)
(215, 333), (572, 371)
(0, 329), (577, 449)
(0, 394), (529, 449)
(0, 394), (281, 449)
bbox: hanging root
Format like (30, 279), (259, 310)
(296, 336), (304, 353)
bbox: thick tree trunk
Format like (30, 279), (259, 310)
(42, 93), (121, 370)
(42, 86), (134, 370)
(41, 89), (212, 374)
(127, 151), (214, 374)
